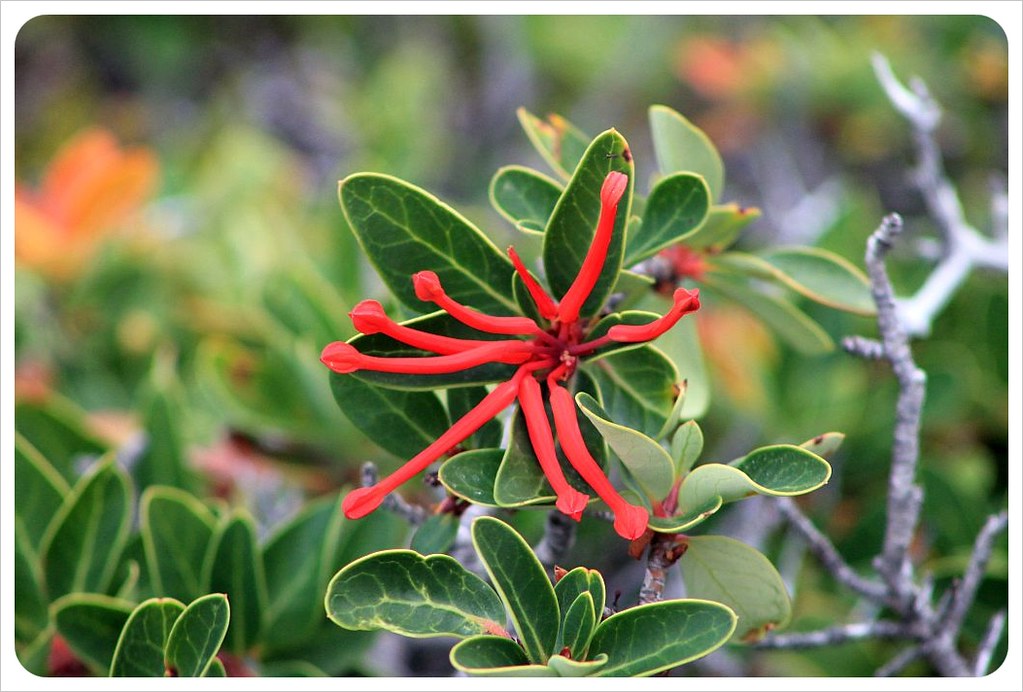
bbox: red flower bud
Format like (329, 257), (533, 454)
(607, 288), (700, 343)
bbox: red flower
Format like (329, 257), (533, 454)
(322, 172), (700, 540)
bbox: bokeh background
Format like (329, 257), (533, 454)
(13, 14), (1009, 676)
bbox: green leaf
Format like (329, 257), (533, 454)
(133, 362), (195, 493)
(450, 635), (544, 676)
(683, 203), (760, 252)
(561, 592), (596, 660)
(702, 271), (834, 354)
(14, 398), (108, 484)
(490, 165), (563, 235)
(110, 598), (185, 677)
(681, 535), (792, 642)
(516, 107), (591, 180)
(330, 371), (450, 460)
(799, 431), (846, 459)
(165, 593), (230, 677)
(714, 247), (874, 315)
(472, 517), (560, 664)
(262, 495), (337, 649)
(439, 448), (504, 506)
(203, 658), (226, 677)
(589, 599), (736, 676)
(202, 510), (267, 654)
(52, 594), (133, 675)
(609, 269), (655, 311)
(410, 513), (460, 555)
(40, 458), (132, 600)
(649, 104), (724, 201)
(339, 172), (518, 316)
(585, 345), (679, 439)
(647, 495), (723, 534)
(626, 173), (711, 265)
(542, 129), (634, 320)
(546, 654), (608, 676)
(671, 420), (704, 477)
(554, 567), (606, 626)
(14, 432), (69, 550)
(262, 268), (349, 346)
(678, 445), (832, 514)
(326, 550), (506, 638)
(14, 529), (48, 646)
(575, 392), (674, 501)
(263, 618), (377, 676)
(140, 486), (216, 603)
(446, 386), (504, 450)
(344, 311), (518, 391)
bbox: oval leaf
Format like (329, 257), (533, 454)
(546, 653), (608, 677)
(683, 203), (760, 252)
(626, 173), (710, 265)
(439, 448), (504, 506)
(586, 345), (679, 439)
(140, 486), (216, 603)
(799, 431), (845, 459)
(52, 594), (133, 675)
(165, 593), (230, 677)
(202, 510), (267, 654)
(14, 530), (48, 645)
(516, 108), (591, 180)
(575, 392), (674, 502)
(410, 513), (460, 555)
(110, 598), (186, 677)
(339, 172), (518, 316)
(14, 398), (108, 484)
(648, 495), (723, 534)
(681, 535), (792, 642)
(554, 567), (606, 626)
(472, 517), (559, 664)
(490, 165), (563, 234)
(588, 599), (736, 676)
(561, 592), (596, 661)
(671, 420), (704, 478)
(758, 247), (875, 314)
(450, 635), (548, 676)
(325, 550), (506, 639)
(14, 432), (69, 551)
(542, 129), (634, 320)
(446, 386), (504, 450)
(649, 104), (724, 201)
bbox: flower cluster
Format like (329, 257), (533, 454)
(322, 171), (700, 540)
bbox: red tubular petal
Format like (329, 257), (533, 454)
(557, 171), (628, 323)
(342, 366), (529, 519)
(606, 288), (700, 343)
(321, 340), (533, 375)
(412, 271), (543, 336)
(517, 376), (589, 520)
(548, 383), (650, 540)
(508, 246), (559, 321)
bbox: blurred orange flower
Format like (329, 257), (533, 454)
(15, 128), (158, 281)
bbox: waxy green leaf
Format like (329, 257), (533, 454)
(799, 431), (845, 459)
(446, 386), (504, 450)
(141, 486), (216, 603)
(588, 599), (736, 676)
(472, 516), (559, 664)
(110, 598), (185, 677)
(14, 398), (108, 484)
(671, 420), (705, 477)
(14, 432), (69, 551)
(410, 513), (460, 555)
(546, 654), (609, 677)
(439, 448), (504, 506)
(542, 129), (634, 320)
(554, 567), (606, 626)
(202, 510), (267, 655)
(204, 658), (226, 677)
(134, 361), (195, 493)
(51, 594), (134, 675)
(326, 550), (506, 639)
(682, 203), (760, 252)
(586, 345), (679, 439)
(340, 173), (518, 316)
(164, 593), (230, 677)
(647, 495), (724, 533)
(40, 458), (131, 600)
(450, 635), (544, 676)
(14, 530), (48, 645)
(681, 535), (792, 642)
(626, 173), (710, 265)
(490, 165), (563, 235)
(575, 392), (675, 502)
(561, 592), (596, 660)
(649, 105), (724, 201)
(516, 108), (591, 180)
(330, 371), (450, 459)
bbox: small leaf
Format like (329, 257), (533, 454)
(472, 517), (559, 664)
(14, 530), (48, 645)
(140, 486), (216, 603)
(165, 594), (230, 677)
(649, 104), (724, 201)
(489, 165), (563, 234)
(542, 129), (634, 320)
(450, 635), (545, 676)
(586, 345), (679, 439)
(14, 398), (108, 484)
(683, 203), (760, 252)
(330, 371), (451, 460)
(671, 420), (704, 477)
(680, 535), (792, 642)
(40, 457), (132, 600)
(446, 386), (504, 450)
(439, 448), (504, 506)
(339, 172), (518, 316)
(626, 173), (711, 265)
(648, 495), (723, 534)
(575, 392), (674, 502)
(133, 359), (196, 493)
(410, 513), (460, 555)
(561, 592), (596, 660)
(110, 598), (185, 677)
(202, 510), (267, 655)
(203, 658), (226, 677)
(546, 654), (608, 677)
(553, 567), (606, 626)
(325, 550), (506, 639)
(516, 108), (591, 180)
(799, 431), (845, 459)
(51, 593), (133, 676)
(588, 599), (736, 676)
(14, 432), (69, 550)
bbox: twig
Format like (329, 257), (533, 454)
(940, 510), (1009, 638)
(875, 644), (924, 677)
(360, 462), (427, 525)
(638, 533), (686, 604)
(972, 610), (1007, 676)
(754, 620), (906, 650)
(775, 498), (887, 601)
(533, 509), (577, 569)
